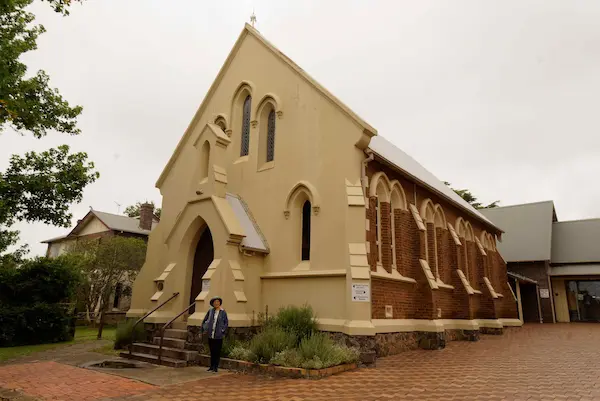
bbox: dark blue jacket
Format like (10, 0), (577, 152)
(201, 308), (229, 339)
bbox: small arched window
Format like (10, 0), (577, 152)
(301, 200), (311, 261)
(240, 95), (252, 156)
(215, 117), (227, 132)
(266, 109), (276, 162)
(199, 141), (210, 181)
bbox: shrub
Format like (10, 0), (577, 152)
(298, 333), (360, 369)
(272, 305), (317, 343)
(270, 348), (303, 368)
(221, 336), (242, 357)
(0, 257), (82, 306)
(0, 304), (73, 346)
(114, 319), (146, 349)
(249, 326), (296, 363)
(228, 345), (255, 362)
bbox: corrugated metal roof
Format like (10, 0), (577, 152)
(368, 135), (499, 231)
(551, 219), (600, 264)
(480, 201), (555, 262)
(226, 194), (269, 253)
(41, 234), (69, 244)
(92, 210), (158, 235)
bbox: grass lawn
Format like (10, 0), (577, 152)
(0, 325), (117, 362)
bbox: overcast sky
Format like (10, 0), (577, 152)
(3, 0), (600, 256)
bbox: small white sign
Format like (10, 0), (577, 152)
(352, 283), (370, 302)
(385, 305), (393, 318)
(540, 288), (549, 299)
(202, 280), (210, 292)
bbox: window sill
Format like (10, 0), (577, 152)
(372, 265), (417, 284)
(257, 161), (275, 172)
(234, 155), (249, 165)
(435, 280), (455, 290)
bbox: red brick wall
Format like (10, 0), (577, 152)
(367, 197), (377, 271)
(366, 160), (518, 323)
(380, 202), (392, 273)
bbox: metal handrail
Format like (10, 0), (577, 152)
(157, 301), (196, 364)
(129, 292), (179, 355)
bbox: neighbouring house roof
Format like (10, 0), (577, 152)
(156, 23), (376, 188)
(551, 219), (600, 264)
(368, 135), (501, 232)
(90, 210), (158, 236)
(226, 194), (269, 253)
(42, 209), (158, 244)
(480, 201), (556, 262)
(41, 234), (70, 244)
(507, 271), (538, 284)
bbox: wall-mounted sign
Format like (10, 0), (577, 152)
(202, 280), (210, 292)
(539, 288), (549, 299)
(352, 283), (370, 302)
(385, 305), (393, 318)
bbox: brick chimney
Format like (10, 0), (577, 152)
(139, 202), (154, 231)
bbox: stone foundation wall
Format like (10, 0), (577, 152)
(480, 327), (503, 335)
(327, 328), (481, 358)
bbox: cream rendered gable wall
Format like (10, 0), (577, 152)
(77, 217), (110, 236)
(128, 28), (371, 331)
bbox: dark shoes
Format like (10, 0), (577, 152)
(207, 367), (218, 373)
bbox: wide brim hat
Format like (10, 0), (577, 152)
(210, 296), (223, 307)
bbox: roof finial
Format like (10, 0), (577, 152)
(250, 9), (257, 27)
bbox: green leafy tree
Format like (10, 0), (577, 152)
(123, 201), (161, 220)
(1, 0), (84, 137)
(444, 182), (500, 210)
(0, 0), (97, 263)
(65, 236), (147, 337)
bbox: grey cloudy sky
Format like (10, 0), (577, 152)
(3, 0), (600, 256)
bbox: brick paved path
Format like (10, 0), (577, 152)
(2, 324), (600, 400)
(0, 361), (153, 401)
(114, 324), (600, 401)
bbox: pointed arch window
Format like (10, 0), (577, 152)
(266, 109), (276, 162)
(240, 95), (251, 156)
(301, 200), (311, 261)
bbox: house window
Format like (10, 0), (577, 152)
(266, 109), (276, 162)
(240, 95), (251, 156)
(113, 282), (122, 309)
(301, 200), (311, 261)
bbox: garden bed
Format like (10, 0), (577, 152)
(196, 354), (357, 379)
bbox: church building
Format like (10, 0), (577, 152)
(126, 24), (519, 357)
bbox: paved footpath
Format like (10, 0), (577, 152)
(2, 324), (600, 400)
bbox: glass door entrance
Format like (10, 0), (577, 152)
(566, 280), (600, 322)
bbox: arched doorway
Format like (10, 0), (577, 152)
(189, 226), (214, 314)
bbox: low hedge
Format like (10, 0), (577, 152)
(0, 303), (75, 347)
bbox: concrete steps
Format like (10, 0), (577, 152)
(153, 337), (186, 349)
(120, 321), (196, 368)
(130, 343), (197, 361)
(120, 351), (188, 368)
